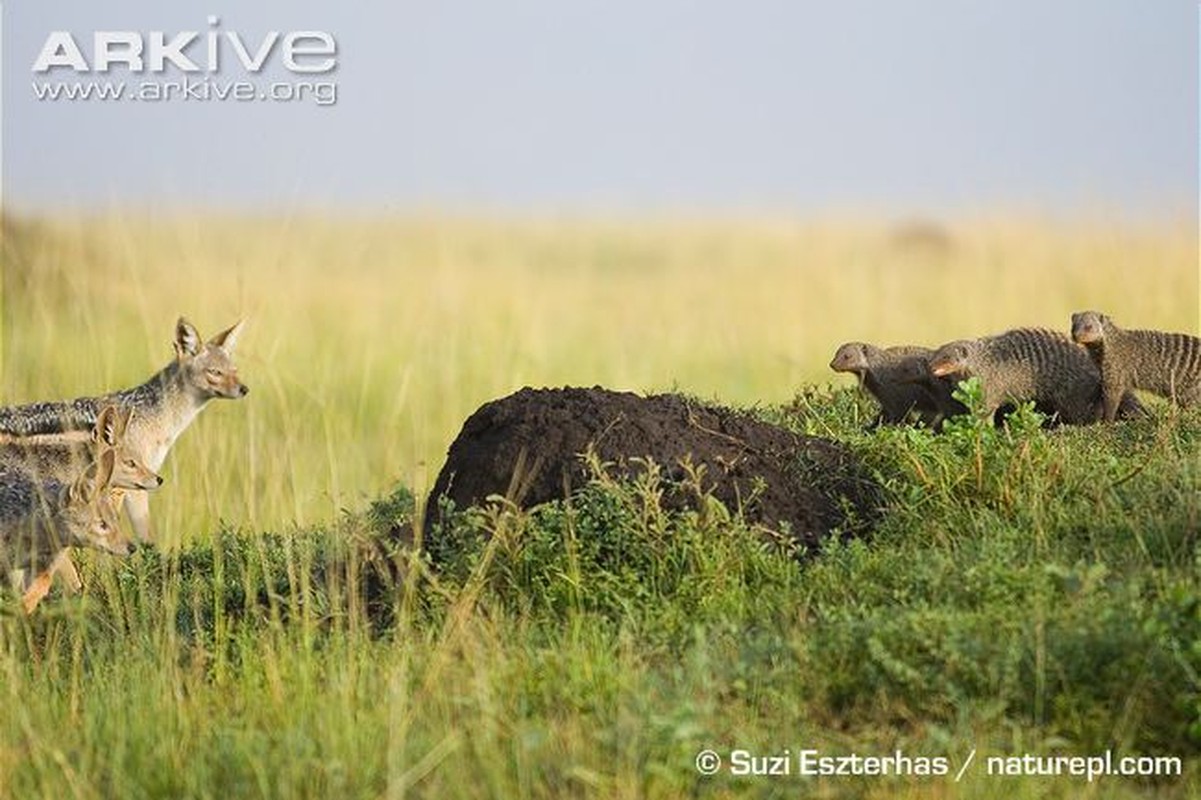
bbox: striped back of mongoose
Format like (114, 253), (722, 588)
(1072, 311), (1201, 420)
(930, 328), (1102, 425)
(830, 342), (944, 426)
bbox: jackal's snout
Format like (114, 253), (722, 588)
(103, 539), (136, 557)
(197, 369), (249, 401)
(127, 474), (163, 491)
(216, 377), (248, 399)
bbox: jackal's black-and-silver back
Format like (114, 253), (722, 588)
(0, 367), (181, 438)
(0, 398), (100, 437)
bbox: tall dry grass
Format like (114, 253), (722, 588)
(1, 213), (1195, 542)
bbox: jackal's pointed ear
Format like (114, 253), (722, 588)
(209, 319), (245, 355)
(94, 449), (115, 493)
(175, 318), (202, 359)
(92, 405), (112, 445)
(92, 405), (120, 447)
(110, 406), (133, 441)
(73, 450), (114, 504)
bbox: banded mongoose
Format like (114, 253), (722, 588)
(889, 354), (969, 424)
(829, 342), (946, 427)
(1071, 311), (1201, 421)
(891, 355), (1055, 429)
(928, 328), (1105, 425)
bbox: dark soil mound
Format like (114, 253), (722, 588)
(421, 386), (883, 555)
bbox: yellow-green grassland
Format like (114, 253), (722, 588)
(0, 213), (1197, 799)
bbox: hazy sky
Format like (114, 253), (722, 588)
(3, 1), (1196, 216)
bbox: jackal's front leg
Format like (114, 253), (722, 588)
(124, 491), (155, 543)
(50, 551), (83, 593)
(22, 570), (54, 614)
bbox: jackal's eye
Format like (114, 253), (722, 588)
(205, 368), (223, 378)
(125, 459), (137, 468)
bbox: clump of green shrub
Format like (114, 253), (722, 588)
(421, 453), (804, 641)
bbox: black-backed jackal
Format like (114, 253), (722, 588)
(0, 317), (248, 542)
(0, 404), (162, 595)
(0, 449), (128, 613)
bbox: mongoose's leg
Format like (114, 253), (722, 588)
(124, 491), (155, 543)
(1115, 391), (1146, 420)
(1101, 391), (1122, 422)
(22, 571), (54, 613)
(982, 397), (1004, 427)
(878, 399), (915, 426)
(1178, 383), (1200, 408)
(50, 551), (83, 593)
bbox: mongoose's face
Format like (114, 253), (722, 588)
(929, 342), (972, 378)
(1070, 311), (1106, 346)
(829, 343), (870, 374)
(175, 318), (250, 402)
(893, 357), (931, 385)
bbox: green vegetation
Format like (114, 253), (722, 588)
(1, 384), (1197, 798)
(0, 217), (1197, 796)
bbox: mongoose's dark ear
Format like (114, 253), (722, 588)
(175, 318), (202, 359)
(209, 319), (245, 355)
